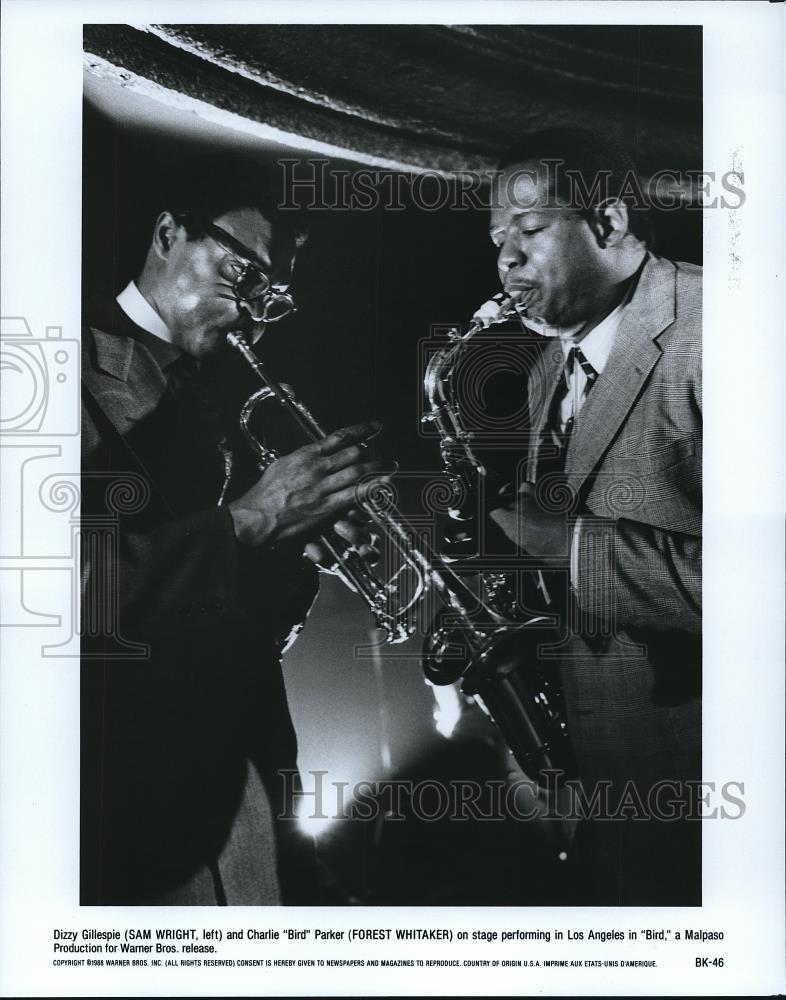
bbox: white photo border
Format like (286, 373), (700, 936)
(1, 1), (783, 996)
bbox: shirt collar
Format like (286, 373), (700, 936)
(559, 257), (647, 373)
(115, 282), (183, 372)
(561, 299), (625, 375)
(116, 281), (173, 344)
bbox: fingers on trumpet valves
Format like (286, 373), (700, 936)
(303, 531), (380, 571)
(318, 421), (383, 457)
(323, 443), (364, 473)
(334, 515), (381, 564)
(323, 461), (386, 493)
(317, 423), (396, 508)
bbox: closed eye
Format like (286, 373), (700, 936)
(217, 257), (246, 282)
(490, 225), (544, 246)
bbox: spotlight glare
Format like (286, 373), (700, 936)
(432, 683), (462, 739)
(296, 801), (336, 838)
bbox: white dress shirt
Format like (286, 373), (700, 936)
(116, 281), (173, 343)
(555, 297), (626, 434)
(558, 299), (628, 592)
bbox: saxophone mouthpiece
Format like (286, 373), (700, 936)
(472, 290), (523, 329)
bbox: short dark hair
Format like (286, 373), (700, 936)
(498, 127), (653, 247)
(159, 153), (308, 256)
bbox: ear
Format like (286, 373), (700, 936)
(150, 211), (182, 261)
(587, 200), (630, 249)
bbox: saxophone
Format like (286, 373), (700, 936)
(226, 296), (573, 787)
(421, 293), (575, 785)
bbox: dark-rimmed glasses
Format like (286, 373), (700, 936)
(202, 220), (296, 324)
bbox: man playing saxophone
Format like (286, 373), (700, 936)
(81, 156), (385, 905)
(458, 129), (701, 905)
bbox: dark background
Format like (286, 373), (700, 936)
(83, 23), (701, 904)
(82, 101), (701, 476)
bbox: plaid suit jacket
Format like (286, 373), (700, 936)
(527, 253), (701, 634)
(506, 254), (703, 904)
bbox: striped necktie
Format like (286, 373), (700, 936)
(551, 345), (597, 448)
(537, 345), (598, 487)
(529, 345), (598, 609)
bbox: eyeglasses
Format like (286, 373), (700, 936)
(203, 220), (296, 324)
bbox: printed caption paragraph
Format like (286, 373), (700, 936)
(51, 924), (727, 973)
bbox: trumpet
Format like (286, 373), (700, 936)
(227, 331), (500, 648)
(227, 326), (573, 786)
(228, 331), (420, 643)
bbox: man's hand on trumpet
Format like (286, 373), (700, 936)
(303, 507), (382, 573)
(227, 421), (392, 561)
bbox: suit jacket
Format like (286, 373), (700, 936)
(80, 300), (318, 904)
(494, 254), (702, 904)
(530, 253), (701, 628)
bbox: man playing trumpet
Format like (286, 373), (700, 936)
(81, 157), (384, 905)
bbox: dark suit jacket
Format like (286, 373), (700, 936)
(493, 254), (702, 904)
(80, 300), (318, 904)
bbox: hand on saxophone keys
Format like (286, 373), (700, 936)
(227, 420), (394, 549)
(489, 482), (571, 565)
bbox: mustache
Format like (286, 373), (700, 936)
(502, 275), (538, 291)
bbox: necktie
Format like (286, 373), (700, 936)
(538, 345), (597, 483)
(550, 345), (597, 448)
(529, 345), (597, 606)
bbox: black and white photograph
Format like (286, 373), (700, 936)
(0, 2), (784, 997)
(79, 21), (705, 909)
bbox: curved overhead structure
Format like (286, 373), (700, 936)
(83, 23), (701, 175)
